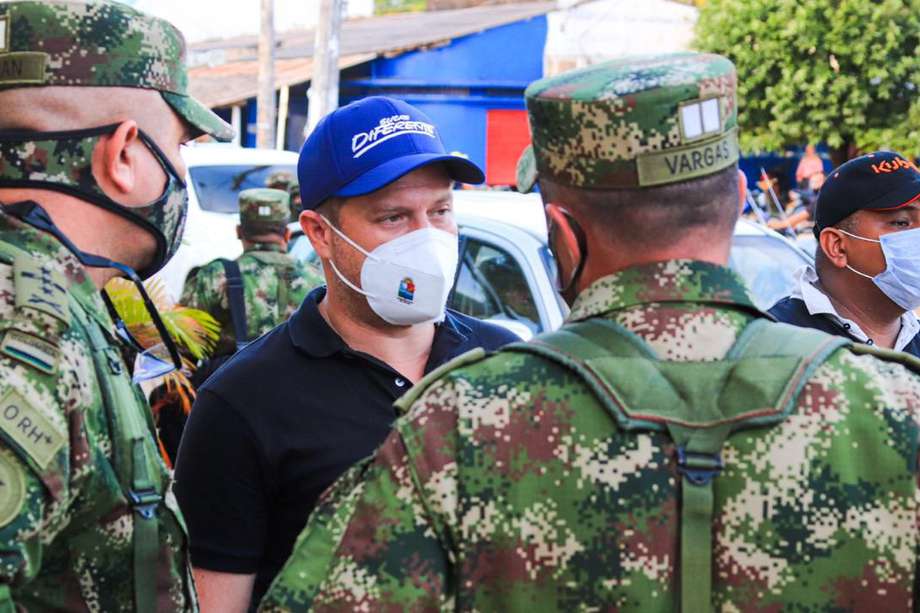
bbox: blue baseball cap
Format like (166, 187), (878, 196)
(298, 96), (485, 211)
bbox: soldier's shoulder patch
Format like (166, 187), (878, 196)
(0, 449), (25, 528)
(0, 387), (65, 471)
(0, 329), (59, 374)
(13, 254), (70, 325)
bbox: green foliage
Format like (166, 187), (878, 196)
(695, 0), (920, 158)
(105, 277), (220, 361)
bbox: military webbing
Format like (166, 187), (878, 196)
(70, 300), (162, 613)
(505, 317), (849, 612)
(0, 585), (12, 613)
(220, 259), (249, 351)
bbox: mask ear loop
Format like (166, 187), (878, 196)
(319, 214), (374, 297)
(833, 228), (882, 279)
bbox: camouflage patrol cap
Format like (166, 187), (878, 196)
(0, 0), (234, 142)
(266, 170), (298, 192)
(239, 188), (291, 232)
(517, 52), (738, 192)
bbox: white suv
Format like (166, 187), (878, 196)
(155, 143), (299, 301)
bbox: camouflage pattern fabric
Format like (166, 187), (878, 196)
(239, 188), (291, 233)
(261, 260), (920, 611)
(0, 130), (187, 271)
(517, 53), (738, 192)
(181, 247), (324, 357)
(265, 172), (301, 222)
(0, 209), (196, 611)
(0, 0), (233, 141)
(266, 171), (298, 193)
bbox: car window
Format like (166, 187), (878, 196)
(449, 238), (541, 335)
(729, 235), (810, 310)
(189, 164), (297, 214)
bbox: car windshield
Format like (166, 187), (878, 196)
(189, 164), (297, 214)
(729, 234), (811, 311)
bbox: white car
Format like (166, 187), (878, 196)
(155, 144), (299, 301)
(291, 190), (815, 340)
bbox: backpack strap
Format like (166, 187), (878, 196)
(69, 299), (162, 613)
(219, 259), (249, 351)
(505, 317), (849, 612)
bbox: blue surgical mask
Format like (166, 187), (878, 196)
(840, 227), (920, 311)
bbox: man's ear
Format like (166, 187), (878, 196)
(236, 225), (243, 241)
(819, 227), (849, 269)
(92, 120), (142, 200)
(300, 210), (334, 260)
(545, 202), (584, 283)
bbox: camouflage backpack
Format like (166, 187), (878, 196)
(504, 318), (853, 612)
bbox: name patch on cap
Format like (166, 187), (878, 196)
(0, 52), (48, 85)
(352, 114), (435, 159)
(0, 17), (8, 53)
(636, 128), (739, 187)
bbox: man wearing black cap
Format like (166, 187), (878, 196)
(173, 96), (518, 612)
(769, 151), (920, 356)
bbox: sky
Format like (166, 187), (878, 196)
(129, 0), (325, 42)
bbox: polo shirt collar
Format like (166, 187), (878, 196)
(791, 264), (920, 352)
(289, 287), (471, 367)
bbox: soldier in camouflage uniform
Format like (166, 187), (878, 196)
(0, 1), (235, 610)
(180, 188), (323, 357)
(266, 170), (302, 222)
(261, 53), (920, 611)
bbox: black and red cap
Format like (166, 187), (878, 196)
(815, 151), (920, 237)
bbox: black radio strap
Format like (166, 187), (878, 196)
(220, 259), (249, 351)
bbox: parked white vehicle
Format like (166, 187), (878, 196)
(155, 143), (299, 301)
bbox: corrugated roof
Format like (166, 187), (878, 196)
(189, 1), (555, 108)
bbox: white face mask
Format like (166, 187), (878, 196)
(840, 227), (920, 311)
(321, 215), (459, 325)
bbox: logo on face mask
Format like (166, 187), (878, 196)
(398, 277), (416, 304)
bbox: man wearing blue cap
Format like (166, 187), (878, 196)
(174, 97), (518, 612)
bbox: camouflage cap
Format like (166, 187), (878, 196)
(0, 0), (234, 142)
(266, 170), (298, 192)
(239, 188), (291, 231)
(517, 52), (738, 192)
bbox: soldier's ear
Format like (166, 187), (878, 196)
(236, 225), (243, 241)
(92, 120), (163, 206)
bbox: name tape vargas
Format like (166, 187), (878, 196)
(636, 128), (739, 188)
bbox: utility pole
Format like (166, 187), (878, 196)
(306, 0), (344, 136)
(256, 0), (276, 148)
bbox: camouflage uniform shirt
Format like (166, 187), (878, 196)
(261, 260), (920, 611)
(180, 245), (323, 356)
(0, 209), (196, 611)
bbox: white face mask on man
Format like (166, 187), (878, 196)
(839, 227), (920, 311)
(321, 215), (459, 325)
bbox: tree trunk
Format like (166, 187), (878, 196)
(307, 0), (343, 137)
(256, 0), (276, 149)
(828, 139), (860, 169)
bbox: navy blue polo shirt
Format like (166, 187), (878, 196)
(173, 286), (518, 608)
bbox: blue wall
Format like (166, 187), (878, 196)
(240, 14), (547, 174)
(339, 15), (547, 172)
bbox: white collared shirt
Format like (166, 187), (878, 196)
(791, 265), (920, 351)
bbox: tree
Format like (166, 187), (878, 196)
(695, 0), (920, 166)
